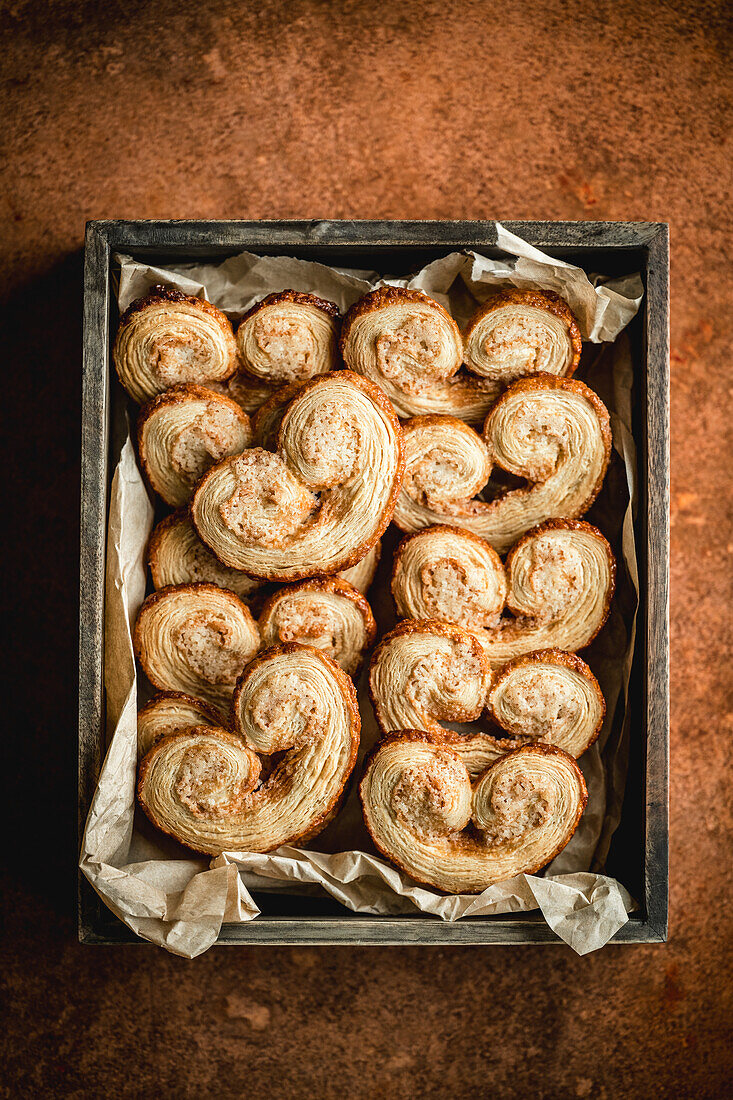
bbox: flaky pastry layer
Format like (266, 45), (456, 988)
(134, 582), (260, 712)
(138, 383), (252, 508)
(191, 371), (404, 580)
(360, 733), (587, 893)
(259, 577), (376, 676)
(370, 620), (605, 775)
(393, 374), (611, 552)
(114, 287), (238, 404)
(236, 291), (340, 385)
(138, 644), (360, 854)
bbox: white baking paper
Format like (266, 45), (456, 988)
(81, 226), (642, 957)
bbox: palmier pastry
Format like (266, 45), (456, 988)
(138, 384), (252, 508)
(191, 371), (404, 581)
(392, 524), (507, 630)
(393, 375), (611, 552)
(370, 620), (490, 770)
(258, 577), (376, 676)
(134, 583), (260, 712)
(463, 289), (581, 382)
(137, 691), (223, 758)
(113, 287), (238, 405)
(340, 287), (498, 425)
(148, 511), (262, 602)
(392, 521), (615, 666)
(137, 644), (360, 854)
(369, 621), (603, 775)
(360, 733), (587, 894)
(236, 291), (340, 385)
(486, 650), (604, 758)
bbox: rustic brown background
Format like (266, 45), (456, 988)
(2, 0), (732, 1096)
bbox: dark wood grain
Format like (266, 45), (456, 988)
(642, 224), (670, 938)
(79, 224), (110, 857)
(79, 219), (670, 946)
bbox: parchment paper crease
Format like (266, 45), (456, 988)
(80, 226), (641, 957)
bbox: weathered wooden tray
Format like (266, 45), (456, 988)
(79, 220), (669, 945)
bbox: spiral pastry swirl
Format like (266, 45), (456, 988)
(113, 288), (239, 405)
(369, 620), (496, 775)
(138, 384), (252, 508)
(197, 380), (380, 593)
(148, 511), (263, 602)
(392, 524), (507, 630)
(137, 645), (360, 854)
(370, 621), (604, 775)
(191, 371), (404, 580)
(482, 520), (615, 665)
(360, 733), (587, 893)
(137, 691), (223, 758)
(486, 650), (604, 758)
(134, 583), (260, 712)
(463, 289), (581, 382)
(340, 287), (499, 425)
(236, 291), (340, 385)
(258, 577), (376, 676)
(392, 521), (615, 666)
(394, 375), (611, 552)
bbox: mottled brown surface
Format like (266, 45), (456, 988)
(2, 0), (732, 1096)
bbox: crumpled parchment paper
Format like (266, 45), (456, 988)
(80, 225), (641, 957)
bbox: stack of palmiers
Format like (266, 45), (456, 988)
(116, 278), (615, 893)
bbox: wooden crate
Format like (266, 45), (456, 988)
(79, 220), (669, 945)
